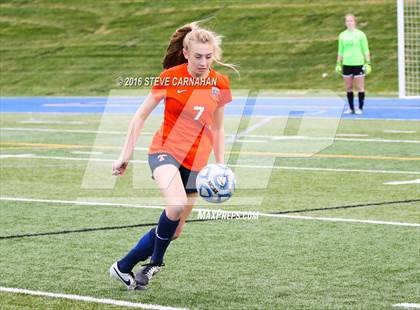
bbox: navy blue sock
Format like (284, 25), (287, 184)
(358, 92), (365, 109)
(117, 228), (156, 273)
(151, 210), (180, 266)
(347, 92), (354, 111)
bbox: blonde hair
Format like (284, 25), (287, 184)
(345, 14), (356, 22)
(162, 21), (239, 76)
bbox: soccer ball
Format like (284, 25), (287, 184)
(196, 163), (236, 203)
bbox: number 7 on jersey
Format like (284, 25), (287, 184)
(193, 106), (205, 120)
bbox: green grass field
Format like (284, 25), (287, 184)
(0, 0), (418, 308)
(0, 113), (419, 309)
(0, 0), (398, 96)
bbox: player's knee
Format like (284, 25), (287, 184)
(166, 195), (188, 207)
(174, 194), (188, 205)
(167, 205), (186, 219)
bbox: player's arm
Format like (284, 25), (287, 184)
(112, 93), (161, 176)
(212, 106), (225, 164)
(336, 56), (343, 74)
(336, 35), (343, 73)
(361, 33), (372, 74)
(361, 33), (370, 60)
(363, 54), (372, 75)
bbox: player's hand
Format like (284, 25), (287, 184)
(363, 63), (372, 75)
(112, 159), (128, 176)
(335, 63), (342, 74)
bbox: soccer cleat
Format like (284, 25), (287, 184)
(343, 109), (355, 114)
(109, 262), (146, 290)
(355, 108), (363, 115)
(135, 263), (163, 286)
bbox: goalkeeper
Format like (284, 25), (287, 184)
(336, 14), (371, 115)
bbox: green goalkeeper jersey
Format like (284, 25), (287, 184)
(338, 29), (370, 66)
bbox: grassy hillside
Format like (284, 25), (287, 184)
(0, 0), (397, 96)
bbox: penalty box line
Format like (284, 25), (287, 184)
(0, 197), (419, 228)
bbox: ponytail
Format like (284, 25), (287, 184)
(162, 22), (198, 69)
(162, 21), (239, 76)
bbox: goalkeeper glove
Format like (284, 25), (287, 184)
(335, 61), (342, 74)
(363, 62), (372, 75)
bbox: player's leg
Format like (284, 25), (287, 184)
(111, 153), (184, 288)
(118, 192), (196, 276)
(354, 70), (365, 114)
(343, 72), (355, 114)
(135, 163), (199, 285)
(151, 163), (188, 262)
(115, 227), (156, 275)
(173, 193), (198, 240)
(172, 165), (199, 239)
(135, 164), (187, 285)
(135, 192), (196, 286)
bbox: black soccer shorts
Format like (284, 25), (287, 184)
(148, 152), (198, 194)
(342, 65), (365, 77)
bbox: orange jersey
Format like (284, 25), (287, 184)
(149, 63), (232, 171)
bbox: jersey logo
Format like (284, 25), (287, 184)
(177, 89), (187, 94)
(157, 154), (167, 162)
(211, 87), (220, 97)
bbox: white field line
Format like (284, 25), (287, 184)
(230, 163), (420, 175)
(336, 134), (369, 137)
(0, 286), (188, 310)
(384, 130), (416, 133)
(20, 119), (85, 125)
(393, 303), (420, 309)
(234, 139), (268, 143)
(0, 197), (164, 210)
(0, 154), (129, 163)
(71, 151), (103, 155)
(1, 196), (419, 228)
(384, 179), (420, 185)
(42, 105), (420, 111)
(0, 154), (34, 159)
(261, 213), (420, 227)
(269, 135), (420, 144)
(33, 101), (420, 110)
(0, 127), (141, 135)
(226, 117), (273, 144)
(332, 137), (419, 144)
(2, 127), (419, 144)
(1, 154), (419, 175)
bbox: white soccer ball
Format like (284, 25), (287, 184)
(196, 163), (236, 203)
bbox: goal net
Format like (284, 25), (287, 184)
(397, 0), (420, 98)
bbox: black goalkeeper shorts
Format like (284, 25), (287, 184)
(342, 65), (365, 77)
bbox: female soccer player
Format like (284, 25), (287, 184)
(109, 22), (236, 290)
(336, 14), (371, 115)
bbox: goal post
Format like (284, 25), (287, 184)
(397, 0), (420, 99)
